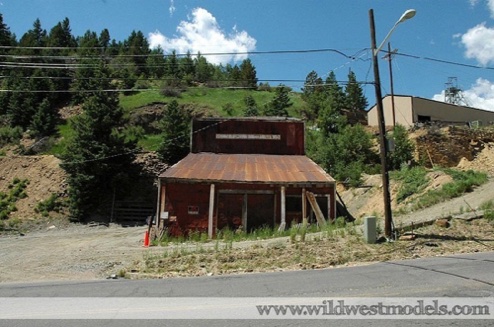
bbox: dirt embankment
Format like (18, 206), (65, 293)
(340, 126), (494, 220)
(0, 155), (67, 221)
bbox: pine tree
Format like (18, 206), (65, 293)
(61, 62), (137, 221)
(47, 18), (76, 104)
(179, 51), (195, 84)
(157, 100), (190, 165)
(301, 70), (323, 101)
(300, 71), (324, 121)
(30, 98), (59, 137)
(345, 70), (368, 111)
(388, 124), (415, 170)
(124, 30), (150, 77)
(243, 95), (259, 117)
(239, 58), (258, 88)
(195, 53), (212, 83)
(264, 85), (292, 117)
(325, 71), (346, 111)
(146, 47), (166, 79)
(0, 14), (13, 60)
(99, 28), (111, 50)
(71, 32), (106, 104)
(316, 71), (347, 136)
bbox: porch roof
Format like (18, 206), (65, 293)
(159, 153), (335, 185)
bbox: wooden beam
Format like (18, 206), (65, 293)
(159, 181), (166, 230)
(278, 186), (286, 231)
(208, 184), (215, 239)
(306, 191), (326, 227)
(242, 193), (248, 231)
(302, 188), (307, 227)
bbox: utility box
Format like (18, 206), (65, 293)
(364, 216), (377, 244)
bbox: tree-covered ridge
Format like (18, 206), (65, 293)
(0, 14), (259, 137)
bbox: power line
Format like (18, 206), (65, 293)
(0, 45), (360, 59)
(2, 44), (494, 71)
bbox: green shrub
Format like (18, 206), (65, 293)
(0, 126), (23, 146)
(388, 124), (415, 170)
(35, 193), (63, 217)
(0, 178), (29, 220)
(412, 169), (487, 210)
(392, 166), (429, 203)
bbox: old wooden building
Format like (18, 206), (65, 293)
(155, 117), (336, 237)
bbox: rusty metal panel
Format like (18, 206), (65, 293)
(160, 153), (335, 184)
(191, 118), (305, 155)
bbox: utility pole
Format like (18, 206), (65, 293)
(369, 9), (393, 239)
(369, 8), (416, 239)
(384, 42), (397, 127)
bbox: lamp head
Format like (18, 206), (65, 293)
(398, 9), (416, 24)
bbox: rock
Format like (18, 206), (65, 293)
(435, 219), (450, 228)
(399, 234), (416, 241)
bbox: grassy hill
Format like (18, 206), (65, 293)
(46, 86), (304, 156)
(120, 86), (304, 117)
(48, 87), (305, 155)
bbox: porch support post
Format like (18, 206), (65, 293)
(278, 186), (286, 231)
(327, 194), (332, 223)
(242, 193), (248, 231)
(208, 183), (215, 239)
(157, 180), (166, 229)
(333, 185), (337, 221)
(273, 191), (277, 227)
(302, 188), (307, 227)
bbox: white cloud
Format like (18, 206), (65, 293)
(169, 0), (175, 16)
(460, 22), (494, 65)
(488, 0), (494, 17)
(433, 78), (494, 111)
(148, 7), (256, 65)
(469, 0), (480, 7)
(436, 1), (494, 111)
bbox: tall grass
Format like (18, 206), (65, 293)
(391, 166), (429, 203)
(120, 87), (304, 117)
(46, 121), (75, 156)
(156, 217), (352, 246)
(411, 168), (487, 211)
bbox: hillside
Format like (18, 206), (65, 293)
(339, 125), (494, 219)
(1, 124), (494, 231)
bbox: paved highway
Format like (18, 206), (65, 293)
(1, 251), (493, 326)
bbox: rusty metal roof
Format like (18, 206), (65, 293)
(159, 153), (335, 185)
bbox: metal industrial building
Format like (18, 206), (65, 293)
(367, 95), (494, 128)
(155, 117), (336, 238)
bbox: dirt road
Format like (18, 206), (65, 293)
(0, 224), (158, 282)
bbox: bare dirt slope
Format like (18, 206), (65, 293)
(0, 155), (67, 221)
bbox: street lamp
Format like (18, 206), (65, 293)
(369, 9), (416, 239)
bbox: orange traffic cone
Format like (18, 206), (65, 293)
(143, 230), (150, 247)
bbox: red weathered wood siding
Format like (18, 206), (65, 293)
(191, 118), (305, 155)
(161, 181), (335, 236)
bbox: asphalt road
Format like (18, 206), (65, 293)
(1, 251), (493, 327)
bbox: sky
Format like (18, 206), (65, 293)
(2, 0), (494, 111)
